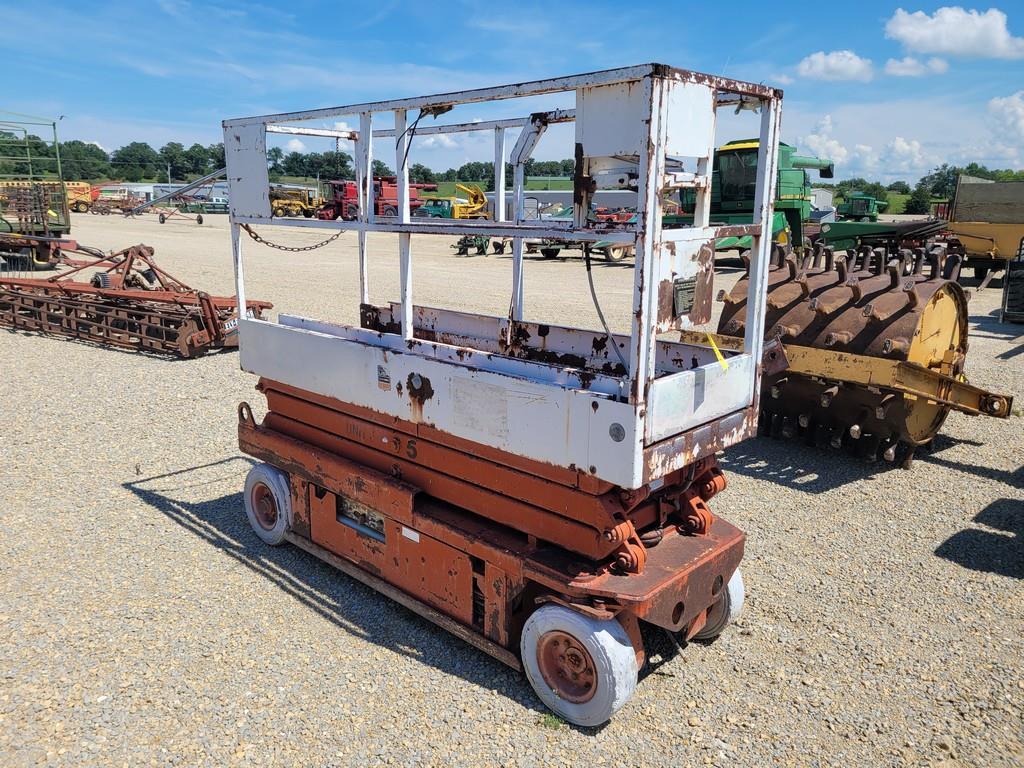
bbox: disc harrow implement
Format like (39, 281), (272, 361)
(0, 244), (272, 358)
(718, 242), (1013, 465)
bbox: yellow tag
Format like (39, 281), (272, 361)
(47, 209), (58, 217)
(706, 332), (729, 370)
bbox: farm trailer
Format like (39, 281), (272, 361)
(223, 64), (783, 725)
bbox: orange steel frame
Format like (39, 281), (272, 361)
(238, 376), (745, 667)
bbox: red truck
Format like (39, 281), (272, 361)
(317, 177), (437, 220)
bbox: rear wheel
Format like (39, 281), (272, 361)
(158, 213), (166, 224)
(540, 247), (560, 259)
(243, 463), (291, 546)
(521, 604), (638, 726)
(692, 568), (745, 641)
(196, 214), (204, 225)
(273, 206), (286, 218)
(382, 205), (398, 217)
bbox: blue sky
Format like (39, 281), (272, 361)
(7, 2), (1024, 181)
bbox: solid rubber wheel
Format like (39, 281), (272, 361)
(521, 604), (638, 726)
(604, 246), (628, 262)
(693, 568), (745, 641)
(243, 463), (291, 546)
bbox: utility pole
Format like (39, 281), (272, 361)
(167, 162), (172, 187)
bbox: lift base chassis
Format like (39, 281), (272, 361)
(238, 388), (744, 669)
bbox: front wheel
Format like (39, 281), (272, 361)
(158, 213), (166, 224)
(243, 463), (292, 546)
(521, 604), (638, 727)
(692, 568), (745, 641)
(196, 214), (204, 225)
(273, 207), (286, 218)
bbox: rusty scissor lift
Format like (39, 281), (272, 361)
(224, 64), (783, 725)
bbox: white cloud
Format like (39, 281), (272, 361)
(87, 140), (107, 152)
(156, 0), (189, 18)
(797, 50), (873, 81)
(988, 90), (1024, 143)
(881, 136), (929, 172)
(285, 138), (306, 153)
(418, 133), (458, 149)
(884, 56), (949, 76)
(770, 73), (794, 85)
(800, 114), (849, 164)
(333, 120), (352, 133)
(885, 6), (1024, 59)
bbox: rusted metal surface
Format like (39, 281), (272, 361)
(0, 244), (271, 357)
(0, 232), (77, 270)
(244, 404), (745, 656)
(284, 531), (523, 671)
(719, 241), (1012, 462)
(537, 631), (598, 703)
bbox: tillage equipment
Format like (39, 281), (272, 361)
(223, 64), (782, 725)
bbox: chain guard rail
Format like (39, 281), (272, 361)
(241, 223), (344, 252)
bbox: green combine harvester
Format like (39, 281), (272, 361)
(836, 191), (887, 222)
(500, 140), (835, 261)
(672, 139), (834, 250)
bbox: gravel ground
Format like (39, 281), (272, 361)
(1, 213), (1021, 767)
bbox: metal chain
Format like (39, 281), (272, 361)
(240, 223), (344, 252)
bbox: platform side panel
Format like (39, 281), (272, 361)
(652, 229), (718, 333)
(238, 319), (641, 487)
(662, 81), (716, 159)
(224, 123), (271, 220)
(575, 81), (648, 157)
(644, 354), (755, 444)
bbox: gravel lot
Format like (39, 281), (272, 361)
(1, 213), (1021, 767)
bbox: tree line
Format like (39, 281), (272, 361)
(0, 132), (229, 183)
(6, 130), (1021, 209)
(0, 130), (579, 186)
(266, 152), (574, 189)
(815, 162), (1024, 215)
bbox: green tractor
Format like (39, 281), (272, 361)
(836, 191), (888, 222)
(672, 139), (834, 250)
(587, 140), (834, 260)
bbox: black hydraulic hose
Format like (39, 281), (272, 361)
(584, 246), (629, 376)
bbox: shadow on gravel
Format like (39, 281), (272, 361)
(935, 498), (1024, 579)
(918, 445), (1023, 489)
(124, 458), (632, 734)
(721, 434), (1007, 492)
(720, 436), (891, 491)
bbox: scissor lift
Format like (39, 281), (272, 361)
(224, 64), (782, 725)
